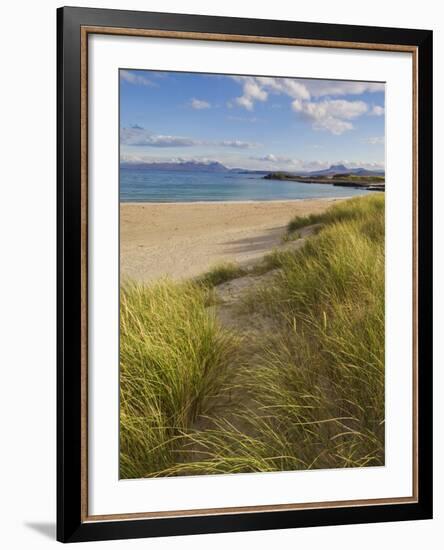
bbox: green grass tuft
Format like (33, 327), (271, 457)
(287, 194), (384, 234)
(120, 279), (240, 478)
(195, 262), (247, 288)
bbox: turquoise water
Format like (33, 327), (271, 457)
(120, 168), (372, 202)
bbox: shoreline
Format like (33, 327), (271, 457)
(120, 198), (348, 282)
(120, 196), (351, 206)
(263, 172), (385, 191)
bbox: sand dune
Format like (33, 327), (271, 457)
(120, 199), (345, 282)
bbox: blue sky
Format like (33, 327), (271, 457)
(120, 69), (385, 171)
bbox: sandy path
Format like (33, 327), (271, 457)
(120, 199), (342, 281)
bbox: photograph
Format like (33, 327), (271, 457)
(119, 69), (386, 479)
(54, 6), (433, 543)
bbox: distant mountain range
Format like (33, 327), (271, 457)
(120, 160), (384, 177)
(303, 164), (385, 177)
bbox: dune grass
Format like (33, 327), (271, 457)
(238, 197), (386, 469)
(120, 194), (385, 477)
(120, 279), (240, 478)
(195, 262), (248, 288)
(287, 194), (384, 234)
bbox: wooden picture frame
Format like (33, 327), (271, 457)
(57, 6), (433, 543)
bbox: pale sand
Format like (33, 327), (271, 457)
(120, 199), (344, 282)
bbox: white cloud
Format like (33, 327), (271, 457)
(229, 76), (384, 112)
(291, 99), (368, 135)
(235, 96), (254, 111)
(252, 154), (297, 164)
(219, 140), (256, 149)
(120, 154), (225, 165)
(244, 80), (268, 101)
(191, 98), (211, 110)
(361, 136), (385, 145)
(121, 127), (200, 147)
(343, 160), (385, 170)
(120, 152), (145, 163)
(234, 77), (268, 110)
(251, 155), (327, 171)
(251, 155), (384, 172)
(255, 77), (311, 100)
(121, 152), (384, 173)
(121, 127), (256, 149)
(227, 76), (382, 134)
(304, 80), (384, 98)
(120, 70), (155, 87)
(370, 105), (385, 116)
(292, 99), (368, 119)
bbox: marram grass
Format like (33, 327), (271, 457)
(120, 194), (385, 478)
(195, 261), (248, 288)
(120, 279), (240, 478)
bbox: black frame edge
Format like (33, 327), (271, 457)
(56, 6), (433, 543)
(416, 29), (433, 520)
(57, 6), (83, 543)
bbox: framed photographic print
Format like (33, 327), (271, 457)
(57, 6), (433, 543)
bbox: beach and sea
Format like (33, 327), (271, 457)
(119, 172), (385, 478)
(120, 168), (370, 281)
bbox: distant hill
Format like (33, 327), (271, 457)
(306, 164), (384, 177)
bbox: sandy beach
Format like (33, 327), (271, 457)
(120, 199), (344, 281)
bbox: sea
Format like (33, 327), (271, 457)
(120, 168), (372, 203)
